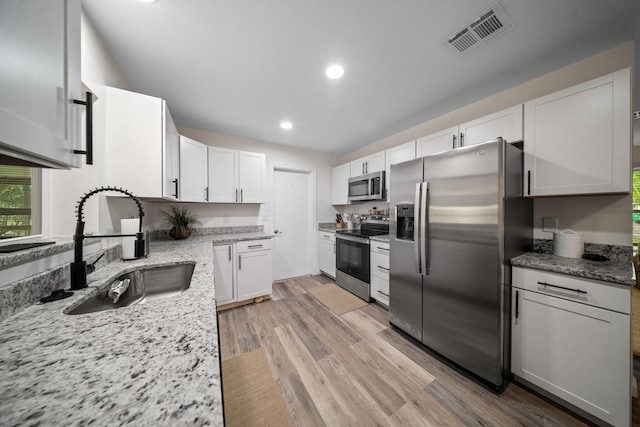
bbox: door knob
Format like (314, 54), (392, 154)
(274, 229), (280, 234)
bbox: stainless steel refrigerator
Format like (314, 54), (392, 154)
(389, 138), (532, 390)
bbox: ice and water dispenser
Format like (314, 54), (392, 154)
(396, 204), (414, 241)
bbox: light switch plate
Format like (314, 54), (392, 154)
(542, 217), (557, 232)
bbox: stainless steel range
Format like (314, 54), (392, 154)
(335, 216), (389, 301)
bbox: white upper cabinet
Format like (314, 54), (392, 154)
(207, 147), (265, 203)
(179, 135), (208, 202)
(385, 141), (416, 200)
(350, 151), (385, 176)
(459, 105), (523, 147)
(105, 86), (179, 200)
(416, 127), (458, 157)
(238, 151), (266, 203)
(331, 162), (351, 205)
(524, 68), (631, 197)
(0, 0), (84, 168)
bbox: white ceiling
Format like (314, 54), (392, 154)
(82, 0), (637, 155)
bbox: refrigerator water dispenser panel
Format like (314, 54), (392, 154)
(396, 204), (414, 241)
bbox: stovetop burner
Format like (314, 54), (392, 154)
(336, 215), (389, 238)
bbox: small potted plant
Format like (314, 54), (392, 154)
(161, 205), (199, 240)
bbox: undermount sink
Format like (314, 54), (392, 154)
(65, 262), (195, 315)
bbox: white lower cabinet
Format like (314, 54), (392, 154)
(212, 244), (235, 305)
(511, 267), (631, 427)
(370, 241), (390, 306)
(318, 231), (336, 278)
(213, 239), (272, 306)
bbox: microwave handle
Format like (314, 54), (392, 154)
(370, 178), (374, 196)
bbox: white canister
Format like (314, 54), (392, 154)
(346, 220), (354, 230)
(121, 218), (140, 260)
(553, 229), (584, 258)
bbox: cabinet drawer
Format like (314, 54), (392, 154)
(371, 250), (389, 280)
(319, 231), (336, 243)
(371, 275), (389, 306)
(236, 239), (272, 253)
(512, 267), (630, 314)
(371, 241), (390, 254)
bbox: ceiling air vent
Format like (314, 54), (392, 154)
(444, 2), (514, 55)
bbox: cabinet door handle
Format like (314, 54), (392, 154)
(228, 245), (231, 261)
(205, 187), (209, 202)
(377, 265), (389, 271)
(248, 244), (263, 249)
(172, 178), (179, 198)
(72, 91), (94, 165)
(362, 163), (365, 175)
(452, 134), (456, 149)
(459, 132), (464, 147)
(377, 290), (389, 297)
(240, 189), (243, 202)
(537, 281), (587, 294)
(323, 234), (331, 238)
(527, 170), (531, 195)
(376, 246), (389, 251)
(366, 162), (368, 174)
(239, 254), (242, 270)
(235, 188), (238, 202)
(515, 290), (519, 319)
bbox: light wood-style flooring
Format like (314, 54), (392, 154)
(219, 275), (600, 426)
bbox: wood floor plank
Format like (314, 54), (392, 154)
(318, 354), (393, 426)
(359, 301), (390, 327)
(341, 308), (387, 337)
(218, 309), (241, 361)
(305, 314), (406, 416)
(274, 323), (359, 425)
(278, 371), (327, 427)
(229, 305), (261, 354)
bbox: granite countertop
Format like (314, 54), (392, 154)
(370, 235), (390, 243)
(318, 222), (338, 233)
(511, 252), (634, 286)
(0, 231), (271, 426)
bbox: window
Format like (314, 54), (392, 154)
(0, 166), (41, 239)
(633, 169), (640, 248)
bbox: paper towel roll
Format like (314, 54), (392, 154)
(121, 218), (140, 260)
(553, 229), (584, 258)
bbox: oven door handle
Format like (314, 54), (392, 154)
(336, 234), (370, 245)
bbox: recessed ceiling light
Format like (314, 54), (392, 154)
(280, 121), (293, 130)
(325, 65), (344, 79)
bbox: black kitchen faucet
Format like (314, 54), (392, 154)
(70, 186), (145, 290)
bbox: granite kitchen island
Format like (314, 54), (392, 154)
(0, 232), (268, 426)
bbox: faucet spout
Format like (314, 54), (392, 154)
(70, 186), (145, 290)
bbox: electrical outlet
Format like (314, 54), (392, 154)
(542, 217), (557, 232)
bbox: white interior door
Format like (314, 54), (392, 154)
(272, 168), (312, 281)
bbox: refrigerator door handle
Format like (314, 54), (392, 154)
(420, 181), (429, 274)
(414, 183), (422, 274)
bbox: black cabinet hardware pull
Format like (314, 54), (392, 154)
(235, 188), (238, 202)
(527, 170), (531, 195)
(537, 281), (587, 294)
(248, 244), (263, 249)
(452, 134), (456, 149)
(240, 189), (243, 202)
(72, 91), (93, 165)
(460, 132), (464, 147)
(376, 246), (389, 251)
(515, 290), (519, 318)
(172, 178), (179, 198)
(378, 290), (389, 297)
(377, 265), (389, 271)
(239, 254), (242, 269)
(205, 187), (209, 201)
(228, 246), (231, 261)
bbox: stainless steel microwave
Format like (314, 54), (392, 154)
(348, 171), (385, 202)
